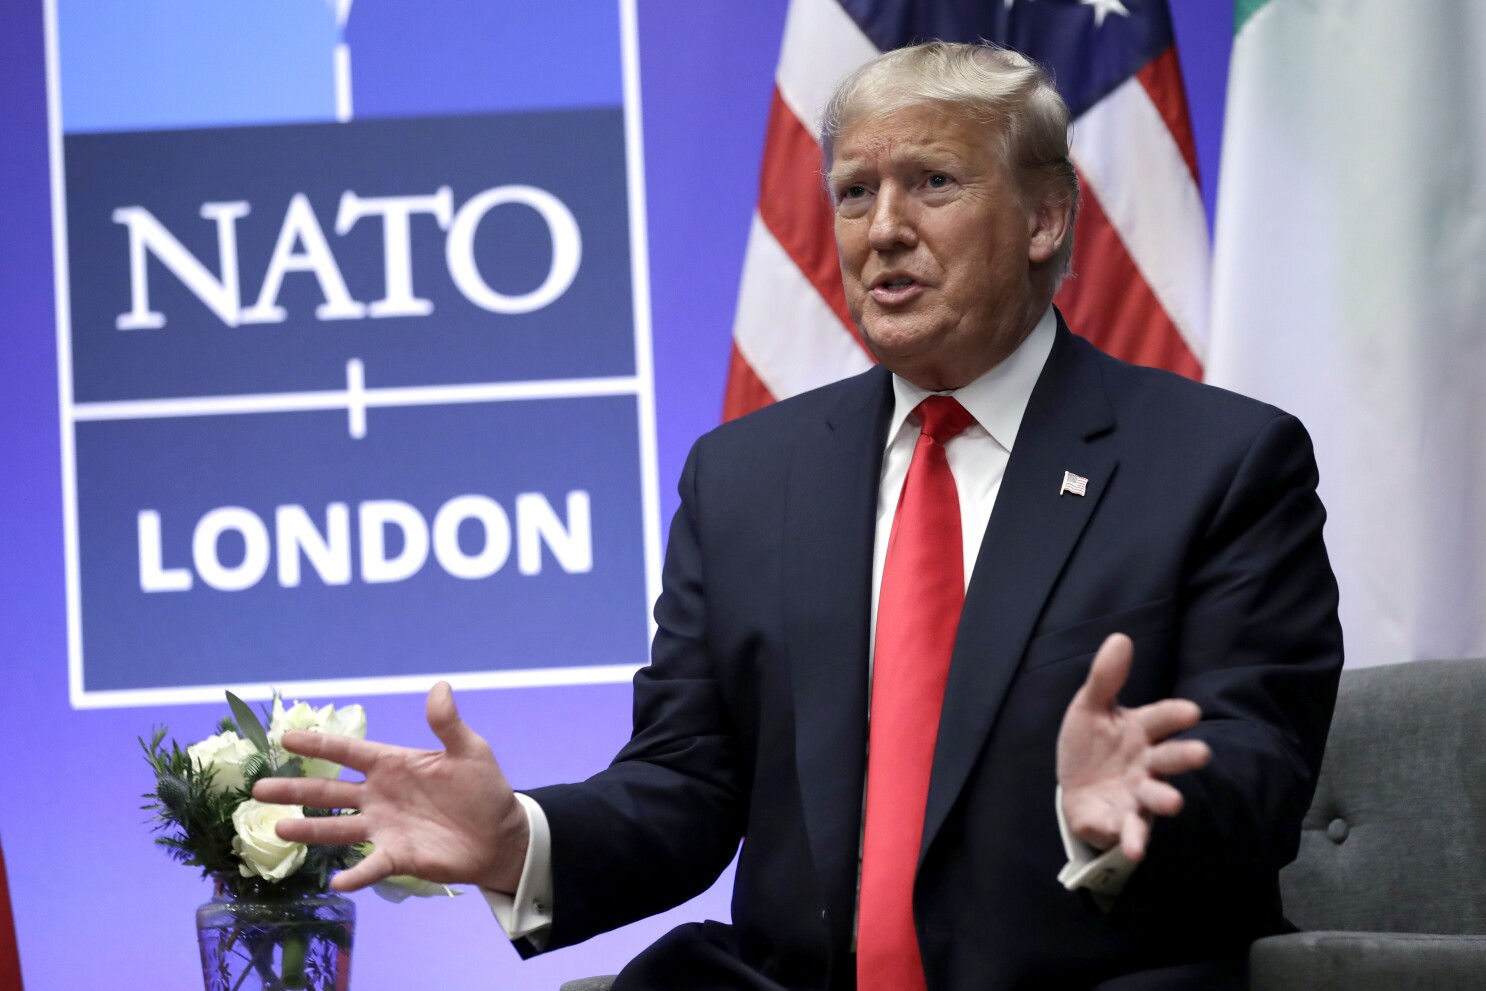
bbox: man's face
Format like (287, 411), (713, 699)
(830, 104), (1062, 391)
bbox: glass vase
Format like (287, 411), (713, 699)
(196, 882), (355, 991)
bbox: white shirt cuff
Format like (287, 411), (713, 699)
(1055, 786), (1137, 909)
(482, 792), (555, 946)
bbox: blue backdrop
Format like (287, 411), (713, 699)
(0, 2), (1232, 987)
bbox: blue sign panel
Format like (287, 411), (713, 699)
(65, 111), (636, 402)
(49, 0), (658, 706)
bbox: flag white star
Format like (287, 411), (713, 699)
(1080, 0), (1131, 27)
(326, 0), (354, 28)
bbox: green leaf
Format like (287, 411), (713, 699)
(141, 726), (168, 755)
(226, 691), (272, 755)
(273, 757), (303, 778)
(240, 752), (270, 783)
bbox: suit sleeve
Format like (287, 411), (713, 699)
(519, 439), (748, 952)
(1111, 411), (1343, 922)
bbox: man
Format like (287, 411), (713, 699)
(258, 43), (1342, 989)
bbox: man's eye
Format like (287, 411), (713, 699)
(927, 174), (949, 188)
(842, 184), (868, 199)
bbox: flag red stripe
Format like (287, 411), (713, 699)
(0, 838), (20, 991)
(1056, 176), (1202, 379)
(755, 87), (867, 346)
(1135, 47), (1201, 185)
(722, 340), (778, 422)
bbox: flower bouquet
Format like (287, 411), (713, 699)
(142, 692), (451, 991)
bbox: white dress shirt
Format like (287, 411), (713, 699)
(487, 307), (1130, 942)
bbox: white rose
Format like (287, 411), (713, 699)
(372, 875), (461, 903)
(231, 800), (307, 882)
(185, 731), (258, 794)
(269, 699), (367, 778)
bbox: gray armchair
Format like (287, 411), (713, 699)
(1250, 657), (1486, 989)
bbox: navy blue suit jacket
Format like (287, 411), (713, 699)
(526, 319), (1343, 990)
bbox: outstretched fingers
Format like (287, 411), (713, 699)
(1076, 634), (1134, 712)
(1146, 738), (1211, 778)
(330, 846), (395, 893)
(273, 811), (369, 847)
(1060, 633), (1217, 859)
(1134, 778), (1185, 818)
(278, 729), (388, 773)
(1135, 697), (1202, 742)
(253, 776), (361, 811)
(425, 682), (486, 757)
(1120, 812), (1150, 863)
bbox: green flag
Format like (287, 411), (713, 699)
(1208, 1), (1486, 667)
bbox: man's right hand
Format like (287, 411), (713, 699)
(252, 681), (530, 894)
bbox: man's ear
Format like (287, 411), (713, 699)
(1027, 192), (1073, 266)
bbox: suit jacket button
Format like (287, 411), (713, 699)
(1326, 817), (1349, 843)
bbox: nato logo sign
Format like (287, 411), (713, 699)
(45, 0), (660, 707)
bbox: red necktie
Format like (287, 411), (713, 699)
(858, 396), (976, 991)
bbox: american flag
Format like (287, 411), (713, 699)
(723, 0), (1209, 421)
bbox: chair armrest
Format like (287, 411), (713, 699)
(1251, 931), (1486, 991)
(558, 977), (617, 991)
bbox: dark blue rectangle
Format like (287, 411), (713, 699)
(75, 395), (651, 691)
(65, 110), (635, 403)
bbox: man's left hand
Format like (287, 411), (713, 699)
(1057, 633), (1211, 862)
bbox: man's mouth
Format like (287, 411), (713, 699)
(869, 275), (923, 303)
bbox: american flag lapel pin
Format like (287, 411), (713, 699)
(1059, 471), (1089, 497)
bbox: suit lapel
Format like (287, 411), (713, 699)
(921, 321), (1120, 861)
(784, 366), (893, 954)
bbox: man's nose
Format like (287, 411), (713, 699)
(867, 185), (917, 252)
